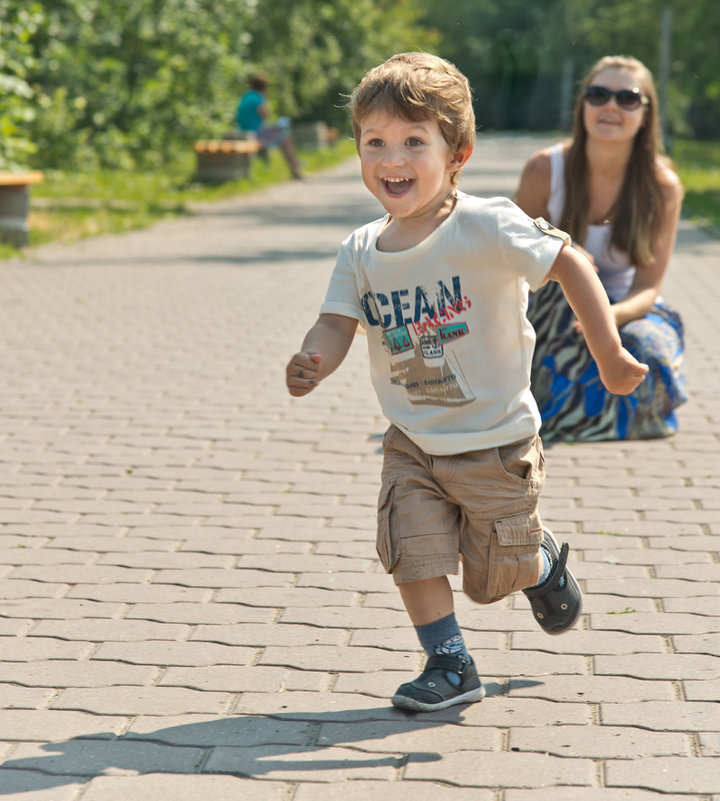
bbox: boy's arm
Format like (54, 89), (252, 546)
(286, 313), (358, 397)
(545, 246), (649, 395)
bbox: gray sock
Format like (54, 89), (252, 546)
(414, 612), (469, 687)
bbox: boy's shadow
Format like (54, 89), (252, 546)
(1, 681), (539, 792)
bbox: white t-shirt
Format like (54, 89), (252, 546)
(320, 192), (565, 455)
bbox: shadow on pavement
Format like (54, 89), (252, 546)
(0, 682), (543, 792)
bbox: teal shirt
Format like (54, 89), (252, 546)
(236, 89), (264, 131)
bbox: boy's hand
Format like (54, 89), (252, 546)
(596, 346), (649, 395)
(286, 314), (358, 398)
(286, 351), (322, 397)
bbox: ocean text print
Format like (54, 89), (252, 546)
(360, 277), (470, 330)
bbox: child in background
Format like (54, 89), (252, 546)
(236, 73), (302, 180)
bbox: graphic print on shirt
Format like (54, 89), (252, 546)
(360, 276), (475, 406)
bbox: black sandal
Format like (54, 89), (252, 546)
(391, 654), (485, 712)
(523, 529), (582, 634)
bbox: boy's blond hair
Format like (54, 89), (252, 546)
(350, 52), (476, 186)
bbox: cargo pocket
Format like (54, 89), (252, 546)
(485, 510), (543, 602)
(376, 481), (398, 573)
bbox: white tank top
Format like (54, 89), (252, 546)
(548, 143), (635, 302)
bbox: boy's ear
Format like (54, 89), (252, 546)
(449, 144), (473, 171)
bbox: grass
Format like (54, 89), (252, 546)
(0, 138), (357, 259)
(671, 138), (720, 234)
(5, 135), (718, 258)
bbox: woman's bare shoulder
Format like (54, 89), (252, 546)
(520, 141), (572, 182)
(517, 147), (552, 198)
(516, 143), (568, 216)
(521, 147), (553, 179)
(656, 158), (684, 203)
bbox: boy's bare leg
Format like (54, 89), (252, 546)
(393, 575), (484, 711)
(398, 576), (454, 626)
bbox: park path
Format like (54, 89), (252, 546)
(0, 135), (718, 800)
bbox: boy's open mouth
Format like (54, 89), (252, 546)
(383, 178), (414, 197)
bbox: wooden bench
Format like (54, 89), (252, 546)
(0, 171), (44, 247)
(193, 139), (261, 182)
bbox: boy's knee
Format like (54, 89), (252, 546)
(462, 567), (507, 605)
(462, 548), (543, 605)
(462, 576), (499, 605)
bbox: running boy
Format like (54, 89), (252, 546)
(286, 53), (648, 712)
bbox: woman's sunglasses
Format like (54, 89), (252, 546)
(584, 85), (648, 111)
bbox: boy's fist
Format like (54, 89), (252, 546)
(598, 347), (649, 396)
(286, 352), (322, 397)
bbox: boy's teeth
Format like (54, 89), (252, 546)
(384, 177), (412, 195)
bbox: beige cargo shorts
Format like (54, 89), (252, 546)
(377, 425), (545, 605)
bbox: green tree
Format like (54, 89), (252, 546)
(27, 0), (257, 169)
(0, 1), (44, 168)
(244, 0), (435, 128)
(670, 0), (720, 137)
(420, 0), (719, 137)
(420, 0), (567, 131)
(13, 0), (430, 170)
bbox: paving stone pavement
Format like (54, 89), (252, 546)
(0, 134), (718, 800)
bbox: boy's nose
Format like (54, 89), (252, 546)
(381, 146), (406, 167)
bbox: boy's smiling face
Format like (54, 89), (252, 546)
(358, 110), (467, 223)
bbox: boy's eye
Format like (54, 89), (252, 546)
(407, 137), (424, 146)
(366, 138), (383, 147)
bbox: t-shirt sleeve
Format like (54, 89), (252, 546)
(495, 198), (569, 292)
(318, 238), (363, 321)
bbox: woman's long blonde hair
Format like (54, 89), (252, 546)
(562, 55), (667, 267)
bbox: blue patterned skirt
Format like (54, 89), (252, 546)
(528, 281), (687, 442)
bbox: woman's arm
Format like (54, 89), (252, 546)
(611, 167), (684, 327)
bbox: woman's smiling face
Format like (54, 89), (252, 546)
(583, 67), (648, 144)
(357, 110), (462, 221)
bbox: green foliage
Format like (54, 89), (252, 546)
(420, 0), (720, 137)
(246, 0), (435, 128)
(3, 0), (717, 173)
(26, 0), (257, 169)
(0, 1), (44, 168)
(672, 3), (720, 138)
(421, 0), (562, 131)
(1, 0), (431, 171)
